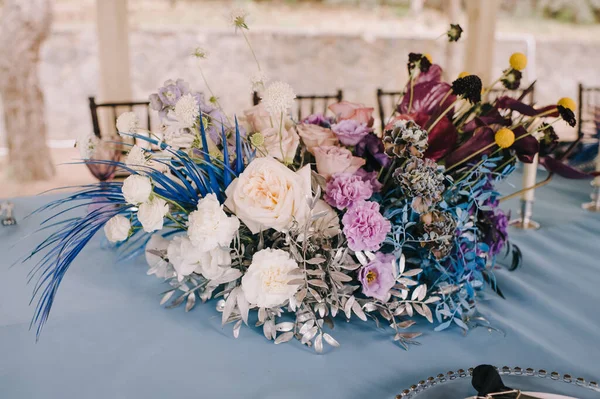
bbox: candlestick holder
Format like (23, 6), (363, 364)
(582, 180), (600, 212)
(509, 199), (540, 230)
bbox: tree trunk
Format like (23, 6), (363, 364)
(0, 0), (55, 181)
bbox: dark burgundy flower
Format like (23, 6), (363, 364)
(558, 105), (577, 127)
(512, 126), (539, 163)
(451, 75), (482, 104)
(447, 24), (463, 42)
(399, 81), (456, 116)
(412, 112), (458, 161)
(445, 127), (495, 168)
(501, 68), (522, 90)
(539, 123), (559, 157)
(407, 53), (432, 74)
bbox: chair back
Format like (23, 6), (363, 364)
(577, 83), (600, 141)
(252, 90), (343, 121)
(376, 88), (404, 133)
(88, 97), (153, 138)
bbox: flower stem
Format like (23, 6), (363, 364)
(406, 76), (415, 113)
(426, 98), (460, 132)
(241, 29), (262, 73)
(278, 112), (286, 162)
(446, 141), (497, 173)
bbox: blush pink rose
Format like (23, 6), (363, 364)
(296, 123), (338, 154)
(244, 104), (293, 132)
(313, 145), (365, 180)
(328, 101), (375, 127)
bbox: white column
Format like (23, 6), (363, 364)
(463, 0), (500, 86)
(96, 0), (132, 103)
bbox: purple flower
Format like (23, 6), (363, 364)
(332, 119), (372, 146)
(303, 113), (333, 128)
(355, 133), (391, 169)
(158, 79), (190, 107)
(355, 168), (383, 193)
(324, 173), (373, 210)
(342, 201), (391, 252)
(358, 252), (396, 301)
(485, 209), (508, 256)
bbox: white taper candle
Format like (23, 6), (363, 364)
(521, 154), (539, 201)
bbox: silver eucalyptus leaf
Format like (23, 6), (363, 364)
(233, 320), (242, 338)
(329, 271), (352, 282)
(344, 296), (355, 318)
(354, 251), (368, 266)
(402, 268), (423, 277)
(185, 293), (196, 312)
(351, 301), (367, 321)
(258, 307), (266, 323)
(323, 333), (340, 347)
(301, 326), (318, 344)
(275, 322), (294, 332)
(236, 288), (250, 325)
(424, 296), (441, 304)
(398, 253), (406, 275)
(222, 288), (238, 325)
(166, 295), (185, 309)
(160, 290), (175, 306)
(340, 262), (361, 271)
(406, 303), (414, 317)
(287, 278), (305, 286)
(299, 319), (314, 335)
(274, 331), (294, 344)
(314, 333), (323, 353)
(308, 279), (328, 288)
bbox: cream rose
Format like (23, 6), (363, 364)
(104, 215), (131, 243)
(257, 126), (299, 162)
(313, 146), (366, 180)
(122, 175), (152, 205)
(243, 104), (293, 132)
(137, 197), (169, 233)
(187, 193), (240, 252)
(225, 158), (312, 234)
(296, 124), (338, 154)
(241, 248), (300, 308)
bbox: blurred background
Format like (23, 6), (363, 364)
(1, 0), (599, 198)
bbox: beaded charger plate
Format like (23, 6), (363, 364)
(396, 367), (600, 398)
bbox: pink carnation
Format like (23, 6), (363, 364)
(342, 201), (391, 252)
(324, 173), (373, 210)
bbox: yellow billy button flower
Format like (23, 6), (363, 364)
(495, 128), (515, 149)
(424, 53), (432, 63)
(557, 97), (576, 112)
(509, 52), (527, 71)
(458, 71), (470, 79)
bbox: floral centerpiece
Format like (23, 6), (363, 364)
(26, 14), (582, 351)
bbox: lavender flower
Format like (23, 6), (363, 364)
(487, 209), (508, 256)
(149, 79), (192, 118)
(324, 173), (373, 210)
(358, 252), (396, 301)
(331, 119), (372, 146)
(355, 169), (383, 193)
(355, 133), (391, 169)
(342, 201), (391, 252)
(303, 113), (333, 128)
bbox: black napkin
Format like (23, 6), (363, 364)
(472, 365), (515, 398)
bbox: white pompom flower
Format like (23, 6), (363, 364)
(261, 81), (296, 116)
(125, 145), (148, 171)
(121, 175), (152, 205)
(116, 112), (139, 136)
(187, 193), (240, 252)
(174, 93), (199, 128)
(75, 132), (99, 160)
(167, 236), (205, 279)
(137, 197), (169, 233)
(241, 248), (301, 308)
(196, 247), (233, 281)
(104, 215), (131, 243)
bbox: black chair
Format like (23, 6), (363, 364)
(88, 97), (153, 138)
(252, 90), (343, 121)
(577, 83), (600, 142)
(376, 88), (404, 133)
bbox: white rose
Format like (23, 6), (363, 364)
(196, 248), (232, 280)
(187, 193), (240, 251)
(116, 111), (139, 136)
(257, 126), (299, 163)
(137, 197), (169, 233)
(224, 157), (312, 234)
(167, 236), (205, 278)
(145, 234), (174, 279)
(104, 215), (131, 243)
(241, 248), (300, 308)
(122, 175), (152, 205)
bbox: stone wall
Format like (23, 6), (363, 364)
(1, 27), (599, 142)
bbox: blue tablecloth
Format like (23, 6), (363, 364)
(1, 173), (600, 399)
